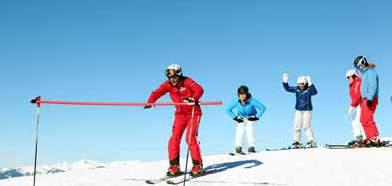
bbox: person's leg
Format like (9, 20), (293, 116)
(293, 111), (303, 143)
(245, 119), (256, 152)
(303, 111), (314, 142)
(185, 114), (205, 176)
(168, 114), (187, 165)
(235, 121), (245, 152)
(361, 99), (379, 140)
(352, 105), (366, 140)
(185, 114), (202, 165)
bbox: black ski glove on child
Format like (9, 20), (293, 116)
(233, 116), (245, 123)
(247, 116), (259, 121)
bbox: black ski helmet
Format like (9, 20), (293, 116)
(353, 56), (368, 70)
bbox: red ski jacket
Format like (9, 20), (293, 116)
(349, 77), (362, 107)
(147, 77), (204, 115)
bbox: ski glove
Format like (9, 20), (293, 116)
(367, 100), (373, 107)
(233, 116), (245, 123)
(247, 116), (259, 121)
(143, 104), (153, 109)
(283, 73), (289, 83)
(183, 97), (195, 103)
(306, 76), (312, 86)
(183, 97), (198, 105)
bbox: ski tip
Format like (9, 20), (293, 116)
(145, 180), (154, 184)
(166, 180), (175, 185)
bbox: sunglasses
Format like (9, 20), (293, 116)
(167, 74), (179, 80)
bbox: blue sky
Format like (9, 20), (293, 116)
(1, 0), (391, 167)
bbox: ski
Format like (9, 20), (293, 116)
(145, 173), (184, 185)
(265, 147), (290, 151)
(324, 144), (354, 149)
(166, 171), (208, 185)
(325, 142), (392, 149)
(265, 146), (317, 151)
(228, 152), (247, 156)
(145, 176), (172, 185)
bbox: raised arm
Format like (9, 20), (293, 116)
(282, 73), (297, 93)
(283, 83), (297, 93)
(309, 84), (318, 96)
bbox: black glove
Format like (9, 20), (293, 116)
(144, 104), (153, 109)
(184, 97), (199, 105)
(367, 100), (373, 107)
(247, 116), (259, 121)
(183, 97), (195, 103)
(233, 116), (244, 123)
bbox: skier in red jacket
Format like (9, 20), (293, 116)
(145, 64), (204, 177)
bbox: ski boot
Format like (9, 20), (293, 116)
(348, 136), (364, 147)
(364, 137), (383, 147)
(235, 146), (246, 155)
(248, 146), (256, 153)
(166, 164), (182, 177)
(190, 164), (205, 177)
(289, 141), (302, 149)
(305, 141), (317, 148)
(347, 140), (357, 146)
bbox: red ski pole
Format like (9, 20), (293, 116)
(30, 97), (222, 107)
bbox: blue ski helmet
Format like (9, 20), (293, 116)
(353, 56), (368, 71)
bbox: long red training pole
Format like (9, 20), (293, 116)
(29, 96), (222, 186)
(30, 97), (223, 107)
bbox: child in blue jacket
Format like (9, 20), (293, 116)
(226, 85), (266, 154)
(283, 73), (318, 148)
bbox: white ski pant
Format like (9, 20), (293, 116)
(351, 105), (366, 139)
(294, 111), (314, 142)
(235, 119), (256, 148)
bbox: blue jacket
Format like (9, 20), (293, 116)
(226, 97), (266, 119)
(283, 83), (318, 111)
(360, 67), (379, 101)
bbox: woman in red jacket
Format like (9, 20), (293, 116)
(145, 64), (204, 177)
(346, 69), (366, 145)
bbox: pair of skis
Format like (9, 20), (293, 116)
(266, 146), (317, 151)
(228, 152), (253, 156)
(325, 143), (392, 149)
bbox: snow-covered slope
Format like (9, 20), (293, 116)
(1, 148), (392, 186)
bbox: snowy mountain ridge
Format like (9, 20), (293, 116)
(0, 160), (140, 180)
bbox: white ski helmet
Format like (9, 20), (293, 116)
(297, 76), (307, 84)
(346, 69), (358, 78)
(166, 64), (183, 77)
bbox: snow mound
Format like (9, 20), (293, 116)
(1, 147), (392, 186)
